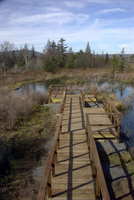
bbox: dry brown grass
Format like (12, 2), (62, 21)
(0, 68), (111, 88)
(0, 70), (47, 87)
(0, 88), (48, 131)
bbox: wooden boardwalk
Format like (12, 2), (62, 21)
(38, 87), (134, 200)
(51, 94), (95, 200)
(86, 95), (134, 200)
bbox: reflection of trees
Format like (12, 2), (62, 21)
(32, 83), (36, 93)
(118, 84), (126, 97)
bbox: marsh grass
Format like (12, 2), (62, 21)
(0, 104), (56, 200)
(0, 88), (48, 131)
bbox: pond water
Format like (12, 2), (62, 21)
(17, 80), (134, 147)
(8, 80), (134, 199)
(97, 80), (134, 147)
(16, 82), (48, 95)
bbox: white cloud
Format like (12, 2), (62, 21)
(64, 1), (86, 8)
(45, 7), (62, 12)
(99, 8), (126, 14)
(1, 18), (134, 52)
(11, 12), (89, 25)
(0, 0), (134, 53)
(87, 0), (110, 4)
(64, 0), (111, 8)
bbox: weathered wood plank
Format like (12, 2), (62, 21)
(51, 93), (96, 200)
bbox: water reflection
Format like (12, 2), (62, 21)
(17, 81), (134, 147)
(16, 82), (48, 95)
(97, 81), (134, 147)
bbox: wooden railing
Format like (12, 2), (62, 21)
(48, 85), (67, 103)
(86, 96), (121, 199)
(37, 88), (66, 200)
(82, 92), (121, 138)
(37, 115), (61, 200)
(60, 90), (67, 113)
(103, 99), (121, 138)
(86, 114), (111, 200)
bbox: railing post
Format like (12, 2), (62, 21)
(47, 171), (52, 198)
(52, 150), (57, 176)
(95, 176), (101, 199)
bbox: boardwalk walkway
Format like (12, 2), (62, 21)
(39, 87), (134, 200)
(51, 94), (95, 200)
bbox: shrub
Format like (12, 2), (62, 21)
(0, 88), (48, 131)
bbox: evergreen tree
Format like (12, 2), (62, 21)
(85, 42), (91, 54)
(92, 51), (96, 68)
(57, 38), (67, 55)
(16, 49), (25, 67)
(105, 53), (109, 64)
(57, 38), (68, 68)
(75, 50), (88, 68)
(119, 48), (126, 72)
(31, 46), (36, 58)
(43, 40), (59, 72)
(85, 42), (92, 67)
(112, 55), (119, 78)
(66, 48), (75, 68)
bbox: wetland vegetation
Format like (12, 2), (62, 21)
(1, 39), (134, 199)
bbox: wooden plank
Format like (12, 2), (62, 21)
(51, 93), (96, 200)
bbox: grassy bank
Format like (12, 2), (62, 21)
(1, 68), (134, 90)
(0, 68), (110, 88)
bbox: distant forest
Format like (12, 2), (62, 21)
(0, 38), (130, 73)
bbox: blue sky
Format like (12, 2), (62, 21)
(0, 0), (134, 53)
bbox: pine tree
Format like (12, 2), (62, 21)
(112, 55), (119, 78)
(119, 48), (126, 72)
(105, 53), (109, 64)
(85, 42), (92, 67)
(85, 42), (91, 54)
(43, 40), (59, 72)
(57, 38), (68, 68)
(66, 48), (75, 68)
(31, 46), (36, 58)
(57, 38), (68, 55)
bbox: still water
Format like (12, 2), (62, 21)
(16, 82), (48, 95)
(10, 80), (134, 199)
(97, 81), (134, 147)
(17, 81), (134, 147)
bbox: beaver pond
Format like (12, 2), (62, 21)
(17, 80), (134, 148)
(2, 80), (132, 199)
(97, 80), (134, 148)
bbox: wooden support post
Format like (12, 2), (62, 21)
(95, 177), (101, 199)
(52, 150), (57, 176)
(47, 171), (52, 197)
(117, 118), (120, 138)
(57, 137), (60, 148)
(91, 160), (97, 178)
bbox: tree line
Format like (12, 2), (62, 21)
(0, 39), (127, 73)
